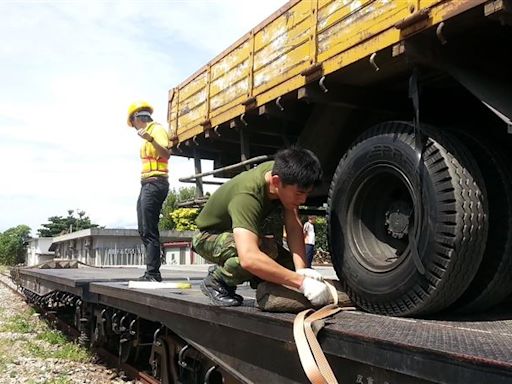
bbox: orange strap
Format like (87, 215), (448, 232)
(293, 281), (356, 384)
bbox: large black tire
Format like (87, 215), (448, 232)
(327, 121), (488, 316)
(450, 130), (512, 312)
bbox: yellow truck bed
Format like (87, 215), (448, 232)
(168, 0), (487, 146)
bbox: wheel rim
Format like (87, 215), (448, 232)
(346, 164), (416, 273)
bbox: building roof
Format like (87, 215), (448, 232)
(49, 228), (197, 250)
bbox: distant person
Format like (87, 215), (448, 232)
(127, 101), (170, 282)
(193, 147), (331, 307)
(303, 216), (317, 268)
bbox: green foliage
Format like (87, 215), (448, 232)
(0, 314), (33, 333)
(170, 208), (199, 231)
(37, 329), (67, 345)
(0, 225), (31, 266)
(44, 377), (73, 384)
(37, 210), (101, 237)
(26, 339), (90, 362)
(314, 216), (328, 251)
(160, 187), (196, 230)
(0, 342), (13, 371)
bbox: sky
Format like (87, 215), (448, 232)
(0, 0), (288, 235)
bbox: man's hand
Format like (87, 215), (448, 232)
(137, 129), (153, 142)
(299, 277), (331, 306)
(296, 268), (324, 281)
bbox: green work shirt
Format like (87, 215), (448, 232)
(196, 161), (280, 235)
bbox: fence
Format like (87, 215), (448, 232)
(95, 245), (146, 267)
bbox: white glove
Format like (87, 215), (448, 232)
(296, 268), (324, 281)
(299, 277), (331, 307)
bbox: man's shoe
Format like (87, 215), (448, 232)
(225, 284), (244, 303)
(138, 272), (162, 282)
(206, 266), (243, 302)
(200, 269), (242, 307)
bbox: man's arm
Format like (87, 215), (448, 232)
(233, 227), (304, 289)
(137, 127), (170, 159)
(150, 139), (170, 159)
(284, 208), (307, 270)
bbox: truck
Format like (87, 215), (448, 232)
(167, 0), (512, 317)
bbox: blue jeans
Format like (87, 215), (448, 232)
(305, 244), (315, 268)
(137, 177), (169, 274)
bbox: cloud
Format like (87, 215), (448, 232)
(0, 0), (287, 234)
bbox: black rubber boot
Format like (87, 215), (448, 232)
(200, 267), (243, 306)
(138, 272), (162, 282)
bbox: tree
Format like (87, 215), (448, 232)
(160, 187), (196, 230)
(0, 225), (31, 265)
(37, 210), (101, 237)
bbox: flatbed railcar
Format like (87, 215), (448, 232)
(13, 266), (512, 384)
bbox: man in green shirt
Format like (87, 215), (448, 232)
(193, 147), (331, 307)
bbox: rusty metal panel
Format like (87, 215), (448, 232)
(317, 0), (375, 34)
(254, 41), (311, 92)
(179, 70), (208, 101)
(317, 0), (408, 63)
(210, 62), (249, 112)
(177, 71), (208, 128)
(168, 0), (487, 145)
(168, 89), (178, 138)
(210, 40), (251, 113)
(253, 0), (312, 93)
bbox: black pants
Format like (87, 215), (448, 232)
(137, 177), (169, 275)
(305, 244), (315, 268)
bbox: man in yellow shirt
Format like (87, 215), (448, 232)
(127, 101), (170, 282)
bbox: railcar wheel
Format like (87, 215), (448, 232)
(327, 121), (488, 316)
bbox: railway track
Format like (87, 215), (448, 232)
(0, 270), (159, 384)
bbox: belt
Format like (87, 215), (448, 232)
(141, 176), (168, 184)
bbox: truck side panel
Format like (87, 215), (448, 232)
(168, 0), (486, 145)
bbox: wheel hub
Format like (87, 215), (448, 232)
(385, 201), (412, 239)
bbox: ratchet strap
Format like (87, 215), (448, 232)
(409, 67), (427, 275)
(293, 281), (355, 384)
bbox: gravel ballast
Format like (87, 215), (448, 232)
(0, 272), (142, 384)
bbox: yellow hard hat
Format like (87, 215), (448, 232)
(127, 100), (154, 126)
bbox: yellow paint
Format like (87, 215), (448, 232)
(168, 0), (487, 144)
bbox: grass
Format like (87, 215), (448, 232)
(1, 308), (91, 364)
(0, 343), (13, 373)
(0, 275), (91, 380)
(45, 377), (73, 384)
(0, 306), (39, 332)
(37, 329), (68, 345)
(0, 313), (34, 333)
(35, 327), (91, 361)
(26, 378), (72, 384)
(26, 338), (90, 362)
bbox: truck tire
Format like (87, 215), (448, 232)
(450, 130), (512, 313)
(327, 121), (488, 316)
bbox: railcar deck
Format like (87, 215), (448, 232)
(15, 266), (512, 384)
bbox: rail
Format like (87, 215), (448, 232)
(179, 154), (271, 203)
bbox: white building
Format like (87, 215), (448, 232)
(163, 241), (207, 266)
(26, 237), (55, 266)
(42, 228), (203, 267)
